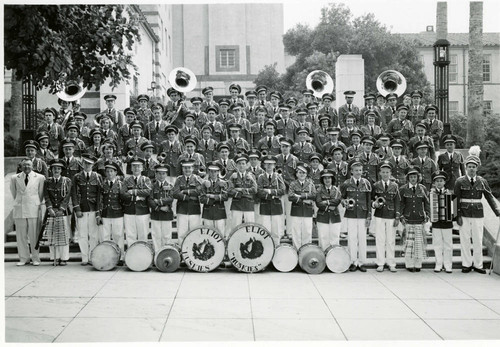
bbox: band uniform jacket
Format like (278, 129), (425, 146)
(148, 180), (174, 221)
(172, 174), (203, 215)
(454, 175), (500, 219)
(135, 108), (152, 128)
(326, 161), (349, 187)
(216, 112), (235, 127)
(407, 135), (436, 160)
(215, 158), (237, 181)
(387, 155), (410, 187)
(191, 111), (208, 129)
(256, 136), (281, 156)
(78, 125), (92, 147)
(205, 120), (226, 143)
(44, 176), (73, 215)
(438, 151), (465, 190)
(309, 168), (322, 189)
(339, 126), (360, 147)
(86, 144), (102, 158)
(288, 178), (317, 217)
(318, 106), (339, 127)
(266, 105), (281, 120)
(226, 137), (251, 159)
(249, 166), (266, 181)
(228, 171), (258, 211)
(382, 106), (397, 128)
(340, 177), (372, 219)
(124, 137), (149, 159)
(275, 153), (299, 188)
(359, 107), (383, 127)
(276, 118), (299, 141)
(359, 152), (380, 185)
(37, 122), (65, 152)
(322, 141), (347, 158)
(177, 152), (206, 176)
(374, 146), (393, 161)
(179, 126), (201, 144)
(399, 183), (430, 224)
(165, 101), (189, 129)
(61, 156), (82, 181)
(346, 145), (363, 161)
(72, 171), (103, 215)
(11, 171), (45, 219)
(411, 157), (437, 189)
(58, 137), (86, 158)
(101, 179), (123, 218)
(305, 114), (321, 129)
(17, 157), (49, 178)
(145, 120), (169, 148)
(315, 185), (342, 224)
(245, 105), (259, 123)
(199, 178), (228, 220)
(408, 105), (425, 125)
(99, 108), (125, 132)
(93, 157), (124, 179)
(197, 138), (218, 163)
(120, 175), (152, 215)
(142, 157), (160, 180)
(56, 109), (73, 127)
(37, 148), (57, 165)
(159, 140), (183, 176)
(117, 123), (133, 156)
(386, 118), (414, 142)
(232, 117), (252, 144)
(100, 129), (117, 144)
(423, 118), (444, 150)
(313, 127), (329, 152)
(338, 104), (361, 127)
(292, 141), (316, 162)
(371, 180), (401, 219)
(250, 122), (267, 147)
(257, 172), (285, 215)
(201, 100), (217, 113)
(360, 124), (382, 138)
(296, 121), (314, 138)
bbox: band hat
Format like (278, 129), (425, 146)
(320, 169), (335, 178)
(363, 93), (375, 100)
(318, 115), (332, 125)
(279, 103), (291, 110)
(124, 107), (137, 116)
(230, 102), (245, 110)
(81, 153), (97, 164)
(130, 120), (143, 129)
(322, 93), (334, 101)
(73, 112), (87, 120)
(184, 112), (196, 120)
(255, 85), (268, 94)
(346, 113), (357, 119)
(403, 94), (412, 99)
(228, 123), (242, 131)
(411, 90), (423, 98)
(405, 166), (421, 176)
(57, 98), (68, 106)
(96, 113), (112, 124)
(361, 135), (376, 145)
(432, 170), (448, 181)
(377, 133), (391, 141)
(207, 161), (223, 171)
(442, 134), (457, 144)
(270, 91), (283, 100)
(167, 87), (180, 97)
(44, 107), (58, 118)
(61, 139), (77, 148)
(202, 86), (214, 95)
(390, 138), (405, 148)
(464, 155), (480, 167)
(137, 94), (150, 102)
(130, 157), (145, 165)
(330, 146), (344, 154)
(104, 160), (120, 171)
(184, 135), (199, 146)
(344, 90), (356, 96)
(164, 125), (179, 135)
(348, 157), (363, 170)
(309, 153), (322, 162)
(218, 98), (230, 106)
(396, 104), (409, 112)
(306, 102), (318, 109)
(286, 97), (298, 105)
(217, 142), (230, 152)
(35, 132), (49, 142)
(255, 106), (267, 114)
(385, 93), (398, 101)
(279, 137), (294, 147)
(425, 104), (439, 114)
(349, 130), (363, 139)
(155, 164), (170, 173)
(24, 140), (39, 150)
(101, 139), (117, 150)
(263, 155), (277, 164)
(245, 90), (257, 98)
(190, 96), (203, 104)
(89, 129), (103, 139)
(296, 162), (309, 174)
(104, 94), (117, 101)
(415, 140), (430, 150)
(229, 83), (242, 94)
(140, 141), (155, 151)
(201, 123), (214, 133)
(302, 89), (314, 96)
(365, 111), (377, 119)
(295, 107), (308, 115)
(150, 103), (164, 113)
(180, 158), (195, 167)
(248, 149), (261, 159)
(296, 127), (309, 136)
(415, 121), (428, 131)
(264, 119), (277, 128)
(49, 159), (66, 168)
(378, 160), (393, 170)
(65, 122), (79, 132)
(205, 105), (219, 114)
(376, 93), (385, 99)
(327, 127), (340, 134)
(234, 153), (249, 163)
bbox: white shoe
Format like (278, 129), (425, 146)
(16, 262), (27, 266)
(32, 261), (40, 266)
(434, 267), (442, 273)
(376, 265), (384, 272)
(389, 266), (397, 272)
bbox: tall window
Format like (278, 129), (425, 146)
(216, 45), (239, 72)
(449, 54), (458, 84)
(483, 54), (491, 82)
(449, 101), (459, 115)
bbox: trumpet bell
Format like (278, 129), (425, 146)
(376, 70), (406, 97)
(168, 67), (197, 93)
(56, 81), (87, 102)
(306, 70), (334, 98)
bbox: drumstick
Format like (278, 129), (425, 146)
(489, 224), (500, 275)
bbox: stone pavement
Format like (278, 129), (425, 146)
(4, 263), (500, 342)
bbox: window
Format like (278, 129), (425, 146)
(449, 54), (458, 84)
(216, 45), (239, 72)
(449, 101), (459, 114)
(483, 54), (491, 82)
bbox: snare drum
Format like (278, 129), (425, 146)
(272, 244), (298, 272)
(155, 244), (181, 273)
(325, 245), (351, 273)
(91, 241), (121, 271)
(181, 226), (225, 272)
(298, 243), (326, 274)
(125, 241), (154, 272)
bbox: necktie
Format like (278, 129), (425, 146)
(24, 174), (29, 186)
(253, 167), (256, 173)
(384, 147), (388, 154)
(301, 182), (304, 188)
(134, 177), (138, 185)
(136, 138), (139, 145)
(421, 159), (424, 167)
(47, 124), (51, 132)
(450, 154), (453, 162)
(223, 160), (227, 167)
(205, 141), (209, 150)
(412, 186), (416, 194)
(284, 120), (287, 127)
(356, 180), (359, 187)
(327, 187), (330, 194)
(384, 182), (388, 192)
(396, 157), (399, 165)
(86, 173), (90, 181)
(268, 137), (272, 148)
(371, 127), (374, 135)
(260, 124), (263, 132)
(470, 178), (474, 186)
(67, 158), (70, 166)
(108, 180), (112, 187)
(188, 128), (191, 134)
(348, 105), (351, 112)
(301, 142), (304, 149)
(108, 109), (112, 115)
(269, 175), (272, 181)
(156, 122), (160, 133)
(337, 164), (340, 172)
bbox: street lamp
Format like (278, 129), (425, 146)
(433, 38), (451, 132)
(148, 81), (157, 101)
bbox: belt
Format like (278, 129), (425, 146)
(461, 198), (482, 203)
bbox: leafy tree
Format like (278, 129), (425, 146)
(253, 63), (284, 93)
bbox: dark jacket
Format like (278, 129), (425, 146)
(228, 171), (257, 212)
(371, 180), (401, 220)
(71, 171), (103, 214)
(315, 185), (341, 224)
(101, 179), (124, 218)
(120, 175), (152, 215)
(257, 172), (285, 215)
(172, 174), (202, 215)
(454, 175), (500, 219)
(340, 177), (372, 219)
(399, 183), (430, 224)
(199, 179), (228, 220)
(288, 178), (316, 217)
(44, 176), (72, 215)
(148, 180), (174, 221)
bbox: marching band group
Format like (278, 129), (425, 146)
(11, 82), (500, 274)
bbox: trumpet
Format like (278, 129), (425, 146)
(127, 150), (135, 159)
(198, 167), (206, 177)
(378, 152), (386, 160)
(346, 198), (356, 208)
(347, 152), (355, 160)
(375, 196), (386, 208)
(276, 168), (283, 175)
(326, 157), (334, 164)
(261, 150), (268, 157)
(158, 152), (167, 161)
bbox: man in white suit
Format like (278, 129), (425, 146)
(10, 157), (46, 266)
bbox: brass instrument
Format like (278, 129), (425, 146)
(56, 80), (87, 102)
(378, 152), (386, 160)
(306, 70), (334, 98)
(127, 150), (135, 159)
(276, 168), (283, 175)
(261, 150), (268, 157)
(203, 180), (212, 188)
(376, 70), (406, 97)
(346, 198), (356, 208)
(167, 67), (198, 125)
(158, 152), (167, 161)
(347, 152), (355, 160)
(198, 167), (206, 177)
(326, 157), (334, 164)
(375, 196), (386, 208)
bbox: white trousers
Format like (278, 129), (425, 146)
(459, 217), (484, 268)
(260, 214), (284, 247)
(254, 203), (261, 224)
(49, 245), (70, 261)
(346, 218), (367, 266)
(151, 220), (172, 252)
(290, 216), (313, 250)
(317, 222), (341, 251)
(224, 199), (232, 236)
(202, 219), (226, 239)
(338, 204), (348, 235)
(433, 228), (453, 271)
(124, 214), (150, 247)
(374, 217), (396, 267)
(177, 214), (201, 245)
(76, 211), (99, 263)
(231, 210), (255, 231)
(14, 217), (40, 263)
(101, 217), (125, 260)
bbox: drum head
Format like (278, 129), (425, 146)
(91, 241), (120, 271)
(298, 244), (326, 274)
(272, 244), (298, 272)
(181, 226), (225, 272)
(325, 245), (351, 273)
(227, 223), (275, 273)
(155, 245), (181, 273)
(125, 241), (154, 272)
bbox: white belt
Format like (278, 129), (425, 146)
(461, 199), (482, 203)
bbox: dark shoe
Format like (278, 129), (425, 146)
(415, 268), (421, 272)
(358, 265), (367, 272)
(59, 261), (67, 266)
(406, 267), (415, 272)
(462, 266), (472, 273)
(117, 260), (124, 266)
(81, 262), (88, 266)
(473, 267), (486, 274)
(349, 264), (358, 272)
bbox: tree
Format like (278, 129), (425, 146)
(253, 63), (284, 93)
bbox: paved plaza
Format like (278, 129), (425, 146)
(4, 262), (500, 342)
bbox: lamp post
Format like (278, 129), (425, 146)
(148, 81), (157, 102)
(433, 38), (451, 133)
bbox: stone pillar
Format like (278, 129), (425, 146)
(466, 1), (484, 146)
(335, 55), (364, 111)
(436, 2), (447, 40)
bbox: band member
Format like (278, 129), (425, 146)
(248, 149), (265, 178)
(319, 93), (338, 127)
(292, 127), (315, 162)
(216, 98), (235, 125)
(250, 106), (268, 147)
(256, 119), (281, 155)
(345, 130), (363, 160)
(226, 123), (251, 158)
(277, 104), (298, 140)
(286, 97), (298, 117)
(409, 90), (425, 125)
(374, 133), (393, 161)
(159, 125), (183, 180)
(423, 105), (443, 151)
(400, 166), (430, 272)
(229, 83), (243, 107)
(245, 90), (259, 123)
(376, 93), (386, 112)
(179, 113), (201, 144)
(198, 124), (218, 163)
(267, 91), (282, 119)
(360, 112), (382, 137)
(199, 162), (228, 237)
(201, 86), (216, 112)
(148, 164), (174, 252)
(205, 106), (226, 142)
(96, 114), (118, 143)
(59, 122), (86, 158)
(297, 89), (314, 110)
(87, 129), (104, 158)
(321, 127), (346, 158)
(257, 155), (286, 246)
(37, 108), (65, 152)
(326, 146), (349, 187)
(136, 94), (152, 127)
(431, 171), (453, 273)
(359, 135), (380, 185)
(340, 158), (372, 272)
(455, 152), (500, 274)
(165, 87), (189, 128)
(305, 102), (320, 127)
(338, 91), (360, 127)
(438, 134), (465, 190)
(410, 140), (437, 191)
(388, 139), (410, 187)
(295, 107), (314, 136)
(177, 135), (205, 176)
(101, 161), (125, 260)
(17, 140), (49, 177)
(228, 153), (257, 230)
(145, 103), (168, 152)
(72, 154), (103, 266)
(93, 140), (124, 179)
(386, 104), (413, 142)
(315, 169), (342, 250)
(308, 153), (323, 189)
(289, 162), (316, 249)
(190, 96), (208, 128)
(11, 158), (45, 266)
(118, 108), (136, 156)
(35, 132), (57, 164)
(382, 93), (398, 127)
(256, 85), (270, 108)
(141, 142), (159, 179)
(124, 120), (148, 174)
(230, 102), (252, 144)
(60, 139), (81, 181)
(120, 157), (152, 246)
(100, 94), (125, 132)
(56, 98), (73, 127)
(360, 93), (382, 127)
(276, 137), (299, 231)
(407, 121), (436, 161)
(172, 159), (203, 244)
(372, 161), (400, 272)
(44, 159), (73, 265)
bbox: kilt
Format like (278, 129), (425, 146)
(46, 216), (70, 247)
(403, 224), (427, 260)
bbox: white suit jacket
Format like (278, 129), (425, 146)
(10, 171), (45, 219)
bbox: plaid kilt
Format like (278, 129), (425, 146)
(403, 224), (427, 260)
(46, 216), (70, 246)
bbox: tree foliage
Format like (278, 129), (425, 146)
(4, 5), (141, 92)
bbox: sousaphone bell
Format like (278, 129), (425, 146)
(56, 80), (87, 102)
(376, 70), (406, 97)
(168, 67), (197, 93)
(306, 70), (334, 98)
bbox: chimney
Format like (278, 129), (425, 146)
(436, 2), (448, 40)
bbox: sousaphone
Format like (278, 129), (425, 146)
(376, 70), (406, 97)
(306, 70), (334, 98)
(168, 67), (197, 93)
(56, 80), (87, 102)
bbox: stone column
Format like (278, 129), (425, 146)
(335, 55), (365, 112)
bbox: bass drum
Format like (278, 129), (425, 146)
(272, 243), (298, 272)
(325, 245), (351, 273)
(181, 226), (226, 272)
(155, 244), (181, 273)
(91, 241), (121, 271)
(227, 223), (275, 273)
(298, 243), (326, 274)
(125, 241), (154, 272)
